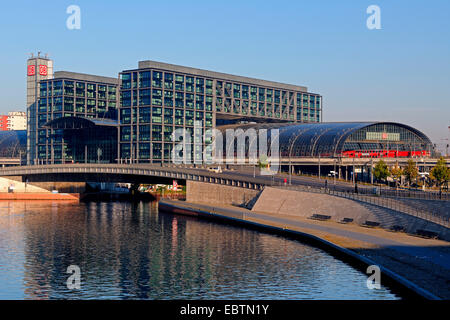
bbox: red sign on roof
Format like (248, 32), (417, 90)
(39, 65), (47, 76)
(27, 65), (35, 76)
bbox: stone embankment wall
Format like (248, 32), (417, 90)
(186, 180), (260, 207)
(0, 176), (85, 193)
(252, 187), (450, 240)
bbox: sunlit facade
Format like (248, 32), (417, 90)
(34, 72), (119, 164)
(119, 60), (322, 163)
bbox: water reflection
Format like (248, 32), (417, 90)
(0, 201), (399, 300)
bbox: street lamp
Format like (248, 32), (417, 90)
(288, 129), (305, 185)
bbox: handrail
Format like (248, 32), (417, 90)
(276, 184), (449, 228)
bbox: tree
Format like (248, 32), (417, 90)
(373, 159), (390, 183)
(258, 154), (269, 169)
(403, 159), (418, 186)
(430, 157), (450, 194)
(390, 164), (403, 189)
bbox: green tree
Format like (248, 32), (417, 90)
(430, 157), (450, 192)
(258, 154), (269, 169)
(390, 164), (403, 188)
(403, 159), (418, 186)
(373, 159), (390, 183)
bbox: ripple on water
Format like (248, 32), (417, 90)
(0, 201), (400, 300)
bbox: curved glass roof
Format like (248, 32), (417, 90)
(217, 122), (433, 157)
(44, 116), (119, 129)
(0, 130), (26, 157)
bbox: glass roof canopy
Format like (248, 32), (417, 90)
(43, 116), (119, 129)
(0, 130), (26, 157)
(217, 122), (433, 158)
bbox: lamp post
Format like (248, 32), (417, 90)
(318, 154), (321, 180)
(288, 130), (305, 186)
(333, 158), (336, 185)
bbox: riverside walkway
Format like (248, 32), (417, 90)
(159, 199), (450, 300)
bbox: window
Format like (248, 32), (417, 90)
(139, 125), (151, 141)
(152, 89), (162, 106)
(152, 125), (162, 141)
(108, 86), (116, 100)
(121, 108), (131, 124)
(139, 107), (151, 123)
(266, 89), (273, 103)
(139, 71), (151, 88)
(152, 143), (162, 159)
(216, 81), (223, 96)
(164, 90), (173, 107)
(274, 90), (280, 104)
(175, 75), (184, 91)
(121, 126), (131, 141)
(205, 96), (212, 111)
(122, 73), (131, 89)
(186, 76), (194, 92)
(139, 89), (151, 106)
(250, 87), (257, 101)
(53, 81), (63, 96)
(175, 109), (184, 125)
(152, 71), (162, 88)
(233, 84), (240, 99)
(196, 95), (204, 110)
(53, 97), (62, 112)
(164, 73), (173, 89)
(120, 144), (131, 158)
(242, 85), (249, 100)
(196, 78), (204, 94)
(76, 99), (85, 113)
(259, 88), (265, 101)
(186, 93), (194, 109)
(139, 143), (150, 159)
(205, 79), (213, 95)
(122, 90), (131, 107)
(63, 97), (74, 111)
(225, 83), (232, 97)
(175, 92), (184, 108)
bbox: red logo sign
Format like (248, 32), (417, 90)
(39, 65), (48, 76)
(382, 133), (388, 139)
(27, 65), (35, 76)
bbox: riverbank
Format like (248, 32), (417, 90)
(0, 192), (80, 200)
(159, 199), (450, 300)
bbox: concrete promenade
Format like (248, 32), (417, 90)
(159, 199), (450, 300)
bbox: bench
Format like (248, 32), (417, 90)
(339, 217), (354, 224)
(414, 229), (439, 239)
(390, 225), (406, 232)
(309, 214), (331, 221)
(361, 220), (380, 228)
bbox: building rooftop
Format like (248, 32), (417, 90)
(132, 60), (310, 93)
(53, 71), (119, 85)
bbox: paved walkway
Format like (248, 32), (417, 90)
(159, 199), (450, 299)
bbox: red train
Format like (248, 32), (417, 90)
(342, 150), (429, 158)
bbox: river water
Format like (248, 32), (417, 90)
(0, 200), (399, 299)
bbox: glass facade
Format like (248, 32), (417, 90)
(36, 77), (119, 164)
(119, 64), (322, 163)
(0, 130), (26, 158)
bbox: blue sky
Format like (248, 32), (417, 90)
(0, 0), (449, 151)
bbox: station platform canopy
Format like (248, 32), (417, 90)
(43, 116), (119, 129)
(217, 122), (434, 158)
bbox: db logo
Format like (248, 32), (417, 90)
(27, 65), (35, 76)
(39, 65), (48, 76)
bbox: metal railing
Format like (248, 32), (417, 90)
(276, 184), (450, 228)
